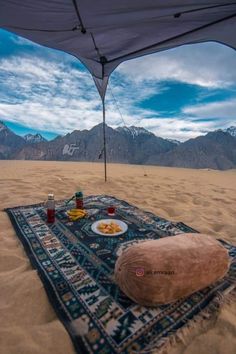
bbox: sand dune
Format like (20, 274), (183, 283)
(0, 160), (235, 354)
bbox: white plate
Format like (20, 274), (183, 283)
(91, 219), (128, 236)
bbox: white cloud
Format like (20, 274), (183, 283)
(108, 116), (227, 141)
(0, 54), (163, 134)
(183, 99), (236, 120)
(0, 55), (104, 133)
(136, 117), (232, 141)
(11, 35), (41, 47)
(118, 42), (236, 88)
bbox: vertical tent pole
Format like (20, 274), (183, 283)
(102, 97), (107, 182)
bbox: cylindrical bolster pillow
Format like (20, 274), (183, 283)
(114, 233), (230, 306)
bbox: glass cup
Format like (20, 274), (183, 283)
(107, 206), (115, 216)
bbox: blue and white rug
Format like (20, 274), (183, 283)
(5, 195), (236, 354)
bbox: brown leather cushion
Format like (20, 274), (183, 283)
(114, 233), (230, 306)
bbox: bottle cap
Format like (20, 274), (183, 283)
(48, 193), (54, 200)
(75, 191), (83, 198)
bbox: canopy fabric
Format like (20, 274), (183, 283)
(1, 0), (236, 97)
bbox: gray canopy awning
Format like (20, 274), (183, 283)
(0, 1), (236, 98)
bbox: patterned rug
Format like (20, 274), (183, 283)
(5, 195), (236, 354)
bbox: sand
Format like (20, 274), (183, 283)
(0, 160), (235, 354)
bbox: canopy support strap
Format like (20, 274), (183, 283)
(102, 97), (107, 182)
(72, 0), (86, 33)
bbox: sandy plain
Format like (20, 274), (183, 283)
(0, 160), (235, 354)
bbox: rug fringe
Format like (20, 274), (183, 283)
(138, 287), (236, 354)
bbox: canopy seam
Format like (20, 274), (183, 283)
(107, 12), (236, 64)
(174, 2), (236, 18)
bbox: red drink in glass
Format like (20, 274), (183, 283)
(107, 206), (115, 216)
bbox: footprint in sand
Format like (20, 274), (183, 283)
(162, 207), (180, 218)
(211, 223), (224, 233)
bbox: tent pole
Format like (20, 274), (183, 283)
(102, 97), (107, 182)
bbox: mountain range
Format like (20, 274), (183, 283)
(0, 120), (236, 170)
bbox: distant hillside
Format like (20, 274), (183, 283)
(1, 120), (236, 170)
(0, 121), (26, 159)
(149, 131), (236, 170)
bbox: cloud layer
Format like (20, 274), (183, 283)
(118, 42), (236, 88)
(0, 31), (236, 141)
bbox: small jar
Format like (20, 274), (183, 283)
(75, 191), (83, 209)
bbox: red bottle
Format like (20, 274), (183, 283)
(47, 194), (55, 223)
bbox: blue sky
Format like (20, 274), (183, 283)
(0, 28), (236, 141)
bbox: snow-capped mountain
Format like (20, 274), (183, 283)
(116, 126), (154, 138)
(166, 138), (181, 145)
(24, 133), (47, 143)
(223, 126), (236, 138)
(14, 123), (176, 163)
(117, 127), (181, 145)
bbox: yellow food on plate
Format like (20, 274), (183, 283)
(98, 221), (122, 234)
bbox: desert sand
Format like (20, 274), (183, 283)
(0, 160), (235, 354)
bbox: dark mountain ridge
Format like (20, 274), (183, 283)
(0, 121), (26, 159)
(149, 131), (236, 170)
(1, 121), (236, 170)
(13, 124), (176, 164)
